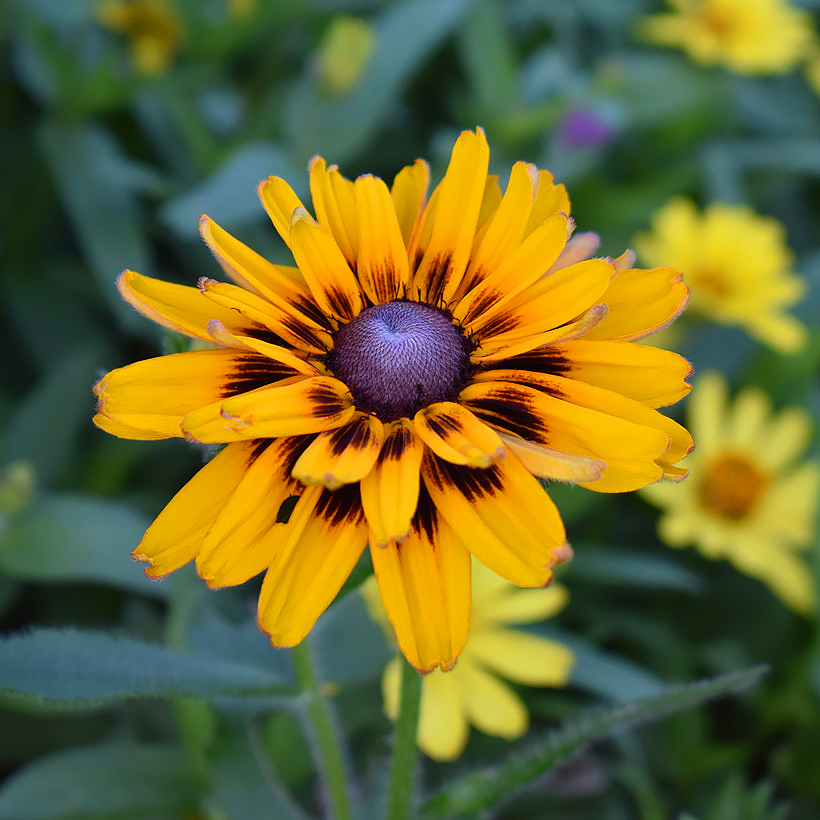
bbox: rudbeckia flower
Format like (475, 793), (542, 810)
(363, 559), (574, 761)
(97, 0), (182, 75)
(639, 0), (815, 75)
(93, 128), (693, 672)
(636, 198), (808, 353)
(643, 372), (819, 613)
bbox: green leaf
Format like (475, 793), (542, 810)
(420, 665), (769, 819)
(37, 121), (151, 332)
(0, 493), (165, 598)
(2, 347), (99, 486)
(0, 628), (291, 709)
(565, 545), (704, 594)
(206, 722), (309, 820)
(159, 141), (304, 238)
(0, 742), (198, 820)
(284, 0), (469, 164)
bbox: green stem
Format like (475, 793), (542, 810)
(291, 639), (352, 820)
(386, 657), (422, 820)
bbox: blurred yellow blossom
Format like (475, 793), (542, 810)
(363, 559), (574, 761)
(316, 16), (376, 96)
(639, 0), (815, 74)
(98, 0), (182, 75)
(643, 372), (819, 613)
(635, 198), (808, 353)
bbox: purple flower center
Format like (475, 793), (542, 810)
(329, 300), (472, 420)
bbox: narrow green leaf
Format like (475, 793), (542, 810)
(0, 742), (198, 820)
(0, 493), (165, 598)
(37, 121), (151, 332)
(565, 545), (704, 594)
(420, 665), (769, 819)
(0, 628), (291, 709)
(2, 348), (100, 485)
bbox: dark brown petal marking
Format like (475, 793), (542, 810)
(293, 296), (333, 329)
(428, 454), (504, 502)
(474, 310), (521, 339)
(280, 434), (317, 473)
(425, 413), (462, 437)
(221, 354), (301, 397)
(484, 349), (571, 377)
(308, 382), (350, 418)
(379, 424), (414, 463)
(326, 416), (374, 456)
(424, 253), (453, 306)
(412, 248), (424, 276)
(463, 288), (503, 326)
(466, 386), (548, 440)
(410, 483), (438, 542)
(327, 285), (356, 321)
(315, 483), (365, 527)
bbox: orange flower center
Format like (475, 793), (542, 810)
(698, 453), (767, 520)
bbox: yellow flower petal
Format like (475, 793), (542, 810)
(390, 159), (430, 247)
(257, 176), (307, 247)
(354, 174), (410, 303)
(132, 442), (259, 579)
(458, 662), (528, 740)
(370, 496), (471, 672)
(181, 375), (355, 442)
(422, 451), (568, 587)
(468, 629), (574, 687)
(414, 402), (505, 468)
(257, 485), (368, 646)
(292, 413), (384, 489)
(309, 156), (360, 265)
(360, 419), (424, 546)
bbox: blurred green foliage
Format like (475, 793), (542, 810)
(1, 0), (819, 817)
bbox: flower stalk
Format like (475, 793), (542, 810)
(291, 639), (352, 820)
(386, 657), (422, 820)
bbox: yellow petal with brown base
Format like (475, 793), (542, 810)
(292, 413), (384, 489)
(94, 349), (301, 439)
(360, 419), (424, 546)
(411, 128), (490, 305)
(132, 442), (259, 579)
(422, 451), (568, 587)
(181, 375), (355, 442)
(355, 174), (410, 303)
(370, 495), (471, 672)
(461, 378), (671, 492)
(289, 209), (364, 322)
(414, 402), (505, 468)
(196, 437), (309, 587)
(257, 484), (368, 646)
(257, 176), (307, 247)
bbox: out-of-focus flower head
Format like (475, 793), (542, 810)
(363, 559), (574, 761)
(644, 372), (819, 613)
(635, 198), (808, 353)
(97, 0), (182, 75)
(559, 109), (616, 151)
(315, 16), (376, 97)
(639, 0), (815, 75)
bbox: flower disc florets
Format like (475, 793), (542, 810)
(329, 300), (472, 420)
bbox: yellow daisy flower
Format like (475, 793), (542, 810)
(643, 372), (819, 613)
(635, 198), (808, 353)
(93, 128), (693, 672)
(97, 0), (182, 75)
(363, 559), (574, 761)
(639, 0), (815, 74)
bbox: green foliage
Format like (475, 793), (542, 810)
(2, 0), (820, 816)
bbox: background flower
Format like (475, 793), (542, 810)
(635, 198), (808, 352)
(363, 559), (574, 761)
(639, 0), (816, 74)
(643, 372), (819, 613)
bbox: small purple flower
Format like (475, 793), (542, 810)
(559, 109), (615, 150)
